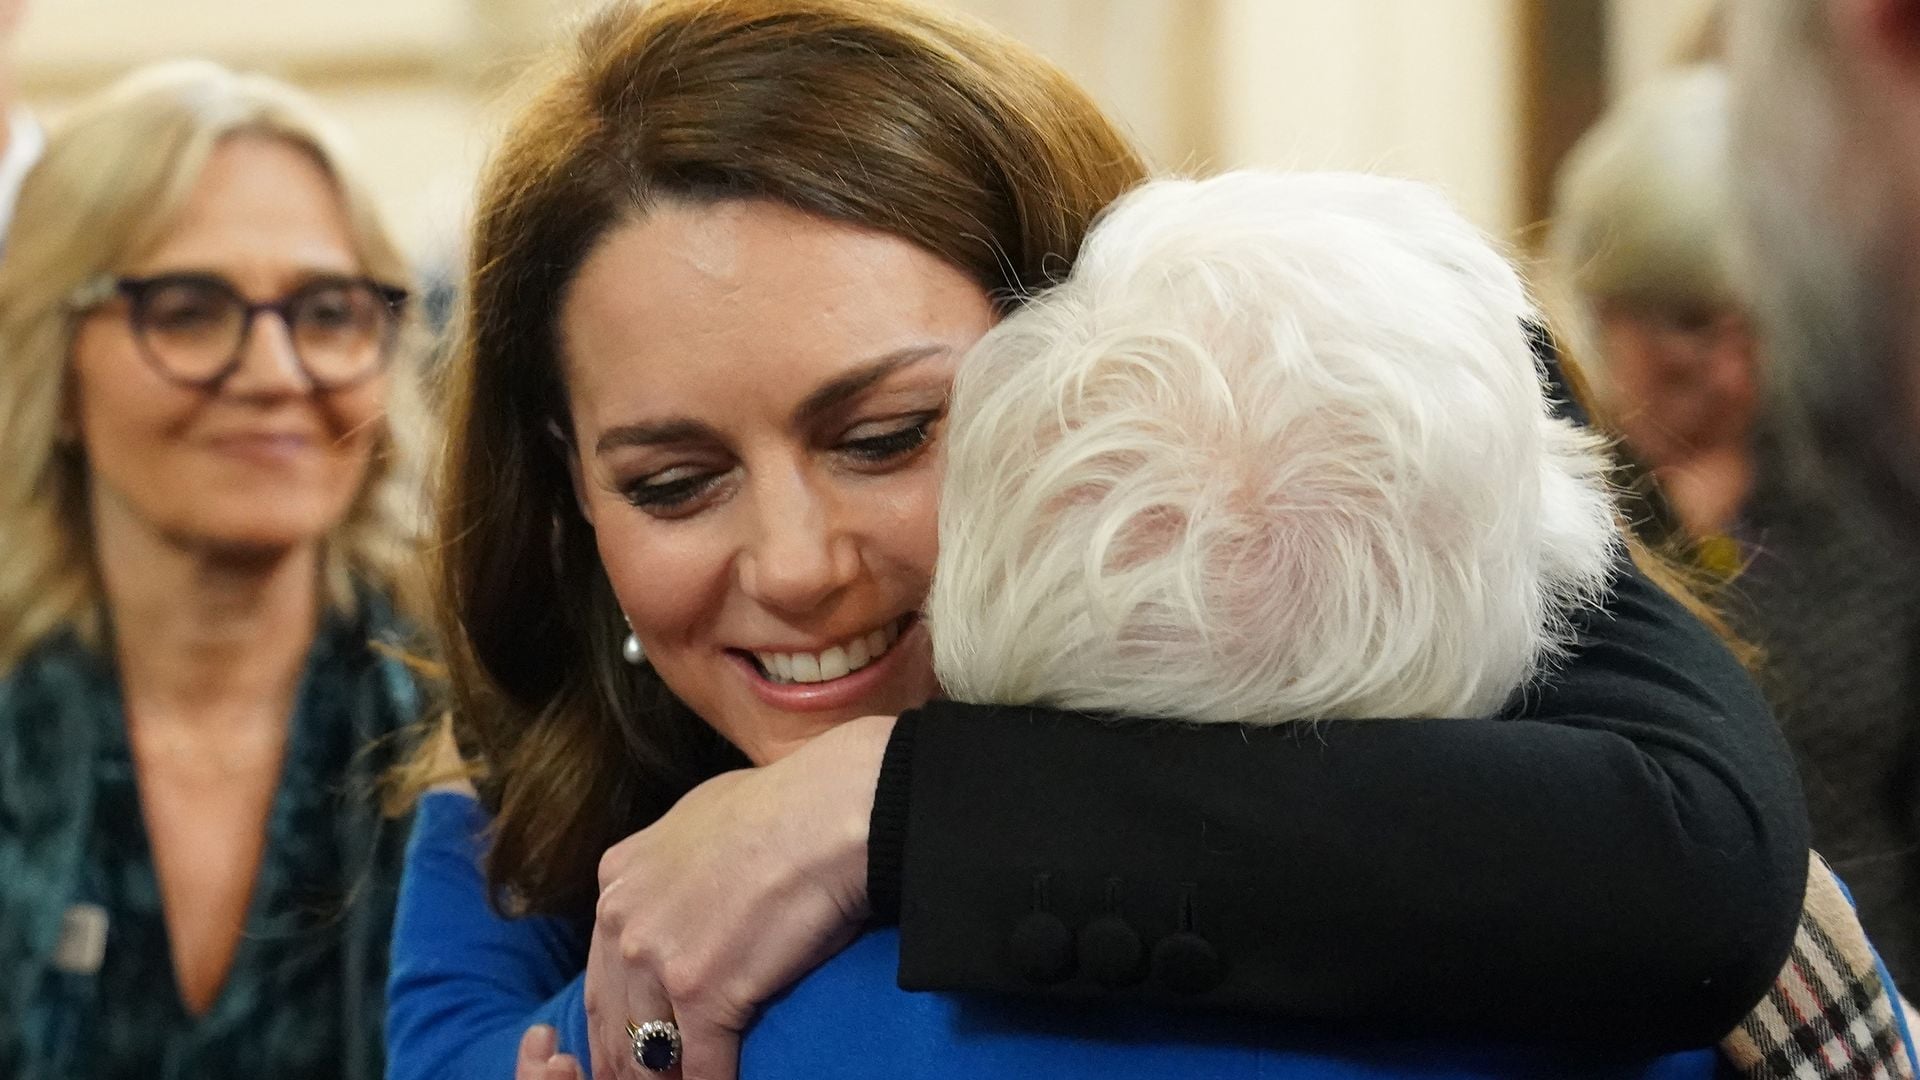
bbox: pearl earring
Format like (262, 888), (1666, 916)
(621, 616), (645, 666)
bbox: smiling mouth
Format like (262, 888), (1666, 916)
(210, 433), (314, 454)
(736, 614), (916, 685)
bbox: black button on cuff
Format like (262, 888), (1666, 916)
(1009, 911), (1075, 984)
(1151, 931), (1224, 995)
(1078, 915), (1146, 988)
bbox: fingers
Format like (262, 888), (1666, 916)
(598, 831), (641, 891)
(517, 1026), (560, 1080)
(542, 1054), (586, 1080)
(673, 1017), (739, 1080)
(619, 968), (678, 1080)
(521, 1024), (559, 1062)
(586, 749), (887, 1080)
(586, 911), (679, 1080)
(585, 922), (633, 1080)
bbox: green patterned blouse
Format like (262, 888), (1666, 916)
(0, 593), (424, 1080)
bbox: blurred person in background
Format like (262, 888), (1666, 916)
(0, 60), (430, 1080)
(1727, 0), (1920, 986)
(0, 0), (40, 242)
(1550, 65), (1759, 558)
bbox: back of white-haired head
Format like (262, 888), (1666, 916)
(928, 170), (1621, 723)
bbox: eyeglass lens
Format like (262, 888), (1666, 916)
(133, 276), (397, 386)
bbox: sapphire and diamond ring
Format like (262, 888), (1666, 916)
(626, 1019), (682, 1073)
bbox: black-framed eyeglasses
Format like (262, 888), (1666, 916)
(68, 272), (410, 391)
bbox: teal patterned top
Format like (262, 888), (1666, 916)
(0, 593), (424, 1080)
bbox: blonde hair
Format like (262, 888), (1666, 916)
(931, 171), (1621, 723)
(0, 60), (428, 670)
(1549, 66), (1743, 389)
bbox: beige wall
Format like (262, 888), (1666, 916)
(17, 0), (510, 263)
(1209, 0), (1523, 236)
(1608, 0), (1718, 92)
(955, 0), (1215, 171)
(14, 0), (1698, 261)
(21, 0), (466, 68)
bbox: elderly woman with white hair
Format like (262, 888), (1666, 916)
(933, 169), (1619, 726)
(402, 167), (1906, 1079)
(0, 62), (430, 1080)
(927, 168), (1913, 1079)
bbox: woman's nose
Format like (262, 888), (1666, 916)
(219, 313), (309, 397)
(735, 467), (862, 617)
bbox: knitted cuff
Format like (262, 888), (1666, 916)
(865, 707), (920, 925)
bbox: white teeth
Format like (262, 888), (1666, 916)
(817, 646), (850, 681)
(752, 618), (907, 685)
(790, 652), (821, 682)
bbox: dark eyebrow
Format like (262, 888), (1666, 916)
(793, 343), (949, 427)
(592, 343), (950, 457)
(594, 417), (723, 456)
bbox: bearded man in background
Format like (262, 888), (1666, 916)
(1725, 0), (1920, 986)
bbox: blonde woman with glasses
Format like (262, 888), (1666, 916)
(0, 61), (430, 1080)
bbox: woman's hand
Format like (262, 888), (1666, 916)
(517, 1025), (585, 1080)
(585, 714), (895, 1080)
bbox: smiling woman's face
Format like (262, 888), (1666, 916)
(559, 199), (996, 765)
(69, 135), (387, 559)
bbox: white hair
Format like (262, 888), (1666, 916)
(927, 170), (1621, 724)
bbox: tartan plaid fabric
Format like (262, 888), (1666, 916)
(1721, 854), (1914, 1079)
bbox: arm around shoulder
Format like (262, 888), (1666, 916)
(875, 560), (1809, 1048)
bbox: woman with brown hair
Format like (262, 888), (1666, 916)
(387, 0), (1810, 1077)
(0, 61), (430, 1080)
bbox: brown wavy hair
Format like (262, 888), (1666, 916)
(435, 0), (1149, 916)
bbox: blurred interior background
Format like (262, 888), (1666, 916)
(16, 0), (1718, 269)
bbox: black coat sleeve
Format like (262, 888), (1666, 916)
(866, 560), (1809, 1049)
